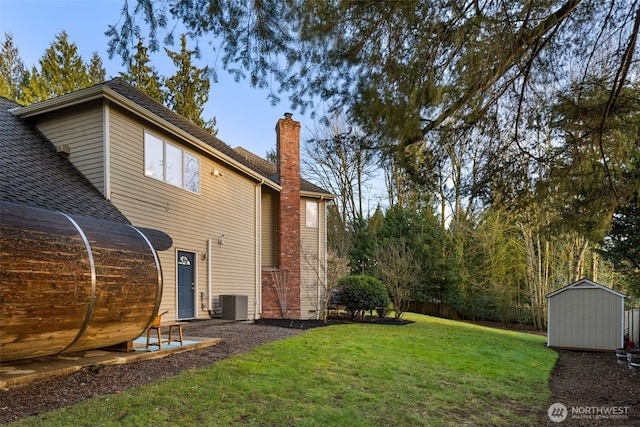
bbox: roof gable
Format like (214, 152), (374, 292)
(545, 278), (627, 299)
(13, 78), (333, 198)
(0, 97), (129, 224)
(103, 79), (333, 197)
(233, 146), (331, 195)
(104, 79), (254, 169)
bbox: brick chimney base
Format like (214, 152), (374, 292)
(261, 268), (300, 319)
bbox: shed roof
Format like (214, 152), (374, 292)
(0, 97), (130, 224)
(545, 278), (627, 299)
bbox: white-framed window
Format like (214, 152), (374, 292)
(144, 131), (200, 193)
(306, 200), (319, 228)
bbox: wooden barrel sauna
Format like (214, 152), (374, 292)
(0, 202), (163, 362)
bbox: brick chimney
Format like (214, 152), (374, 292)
(276, 113), (301, 318)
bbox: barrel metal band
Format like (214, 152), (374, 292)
(58, 212), (97, 354)
(129, 225), (164, 330)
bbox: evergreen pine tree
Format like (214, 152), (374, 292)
(120, 38), (165, 103)
(164, 34), (217, 135)
(0, 33), (27, 102)
(21, 31), (93, 103)
(87, 52), (106, 85)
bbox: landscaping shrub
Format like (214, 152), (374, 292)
(337, 274), (390, 319)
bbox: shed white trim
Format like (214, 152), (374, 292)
(545, 277), (627, 299)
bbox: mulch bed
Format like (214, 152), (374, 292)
(1, 317), (637, 425)
(544, 350), (640, 426)
(254, 316), (413, 329)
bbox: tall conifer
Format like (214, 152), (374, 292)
(121, 38), (165, 103)
(0, 33), (27, 102)
(164, 34), (217, 134)
(21, 31), (98, 103)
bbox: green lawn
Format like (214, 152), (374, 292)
(11, 314), (557, 427)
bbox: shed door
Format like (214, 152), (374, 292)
(177, 251), (195, 319)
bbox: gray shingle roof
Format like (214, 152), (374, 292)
(103, 78), (332, 196)
(233, 146), (330, 194)
(0, 97), (130, 224)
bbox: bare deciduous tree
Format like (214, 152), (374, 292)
(301, 241), (350, 322)
(303, 116), (378, 225)
(375, 238), (420, 319)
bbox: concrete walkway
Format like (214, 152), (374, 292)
(0, 335), (221, 390)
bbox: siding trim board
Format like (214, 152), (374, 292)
(620, 297), (625, 350)
(103, 100), (111, 199)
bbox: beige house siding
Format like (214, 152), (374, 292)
(261, 190), (278, 267)
(300, 198), (327, 319)
(26, 91), (333, 323)
(35, 101), (105, 194)
(547, 282), (625, 350)
(106, 106), (259, 322)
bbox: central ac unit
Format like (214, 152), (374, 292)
(220, 294), (248, 321)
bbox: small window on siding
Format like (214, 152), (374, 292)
(306, 201), (319, 228)
(144, 131), (200, 193)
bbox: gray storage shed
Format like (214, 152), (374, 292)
(546, 278), (627, 351)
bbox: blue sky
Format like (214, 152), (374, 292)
(1, 0), (389, 211)
(0, 0), (315, 158)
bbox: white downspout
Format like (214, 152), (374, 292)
(316, 200), (322, 319)
(207, 238), (212, 313)
(255, 181), (263, 319)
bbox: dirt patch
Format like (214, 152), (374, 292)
(543, 350), (640, 426)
